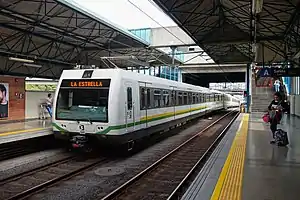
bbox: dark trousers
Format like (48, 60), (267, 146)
(270, 119), (278, 138)
(46, 105), (52, 117)
(270, 113), (282, 138)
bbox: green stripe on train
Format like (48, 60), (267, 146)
(52, 106), (208, 135)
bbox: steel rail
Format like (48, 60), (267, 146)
(101, 110), (238, 200)
(167, 111), (240, 199)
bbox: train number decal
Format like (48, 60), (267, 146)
(79, 125), (85, 134)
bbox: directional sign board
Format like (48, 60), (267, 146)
(272, 68), (287, 77)
(287, 68), (300, 77)
(259, 68), (272, 77)
(259, 67), (300, 77)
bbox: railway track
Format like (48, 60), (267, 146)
(101, 110), (239, 200)
(0, 155), (109, 200)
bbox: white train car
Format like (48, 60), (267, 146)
(52, 69), (239, 149)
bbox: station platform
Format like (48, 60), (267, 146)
(181, 112), (300, 200)
(0, 119), (52, 144)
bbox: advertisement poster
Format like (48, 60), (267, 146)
(0, 83), (9, 118)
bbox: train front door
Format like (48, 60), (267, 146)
(125, 82), (135, 132)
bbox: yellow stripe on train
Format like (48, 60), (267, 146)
(140, 105), (207, 121)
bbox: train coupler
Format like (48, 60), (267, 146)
(70, 136), (92, 152)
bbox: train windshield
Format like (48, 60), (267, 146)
(55, 79), (110, 122)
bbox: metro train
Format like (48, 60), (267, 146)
(52, 68), (240, 150)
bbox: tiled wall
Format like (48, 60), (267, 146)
(0, 76), (25, 121)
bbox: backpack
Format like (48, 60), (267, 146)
(274, 129), (289, 146)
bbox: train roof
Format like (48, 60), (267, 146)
(60, 68), (226, 94)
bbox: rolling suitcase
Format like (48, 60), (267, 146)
(274, 129), (289, 146)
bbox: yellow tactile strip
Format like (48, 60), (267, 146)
(211, 114), (249, 200)
(0, 128), (48, 137)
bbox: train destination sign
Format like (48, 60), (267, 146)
(61, 79), (110, 88)
(70, 81), (102, 87)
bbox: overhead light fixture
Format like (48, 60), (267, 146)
(147, 60), (156, 63)
(23, 63), (42, 68)
(9, 57), (34, 63)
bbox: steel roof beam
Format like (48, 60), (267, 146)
(199, 35), (283, 45)
(0, 8), (107, 49)
(0, 22), (80, 49)
(149, 44), (197, 48)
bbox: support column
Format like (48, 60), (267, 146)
(171, 46), (176, 81)
(158, 66), (161, 77)
(171, 47), (176, 66)
(246, 63), (251, 113)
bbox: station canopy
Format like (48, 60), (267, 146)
(0, 0), (182, 79)
(153, 0), (300, 64)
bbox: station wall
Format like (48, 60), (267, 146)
(0, 76), (25, 121)
(25, 91), (53, 119)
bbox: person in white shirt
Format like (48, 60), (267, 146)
(274, 79), (280, 92)
(45, 94), (53, 117)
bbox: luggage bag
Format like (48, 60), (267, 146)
(274, 129), (289, 146)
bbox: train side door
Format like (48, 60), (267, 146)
(169, 86), (176, 119)
(125, 82), (135, 132)
(139, 82), (152, 129)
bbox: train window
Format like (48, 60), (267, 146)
(56, 88), (109, 122)
(178, 92), (183, 105)
(127, 87), (132, 110)
(140, 88), (146, 110)
(154, 89), (161, 108)
(146, 88), (151, 108)
(162, 90), (170, 107)
(192, 93), (196, 104)
(171, 90), (176, 106)
(189, 93), (192, 104)
(183, 93), (188, 105)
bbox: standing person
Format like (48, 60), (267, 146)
(268, 92), (286, 144)
(274, 79), (280, 92)
(46, 93), (53, 118)
(0, 84), (8, 118)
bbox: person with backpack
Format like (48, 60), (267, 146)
(268, 92), (286, 144)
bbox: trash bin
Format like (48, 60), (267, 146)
(240, 104), (245, 113)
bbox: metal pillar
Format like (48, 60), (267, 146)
(246, 63), (251, 113)
(158, 66), (161, 77)
(171, 47), (176, 66)
(171, 46), (177, 81)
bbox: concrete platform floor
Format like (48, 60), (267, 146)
(0, 119), (52, 144)
(0, 119), (51, 134)
(181, 112), (300, 200)
(242, 113), (300, 200)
